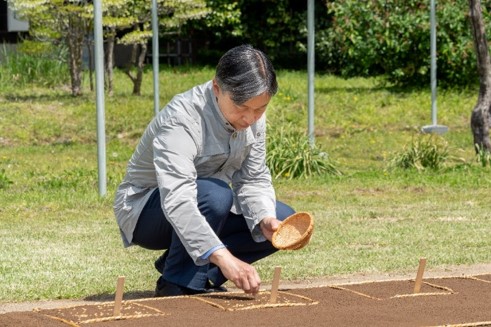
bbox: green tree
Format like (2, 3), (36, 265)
(8, 0), (92, 96)
(8, 0), (208, 96)
(106, 0), (208, 95)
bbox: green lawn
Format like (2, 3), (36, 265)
(0, 68), (490, 302)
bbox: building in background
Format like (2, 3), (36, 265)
(0, 1), (29, 43)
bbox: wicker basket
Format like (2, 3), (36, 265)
(272, 212), (314, 250)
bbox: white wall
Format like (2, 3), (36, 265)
(7, 6), (29, 32)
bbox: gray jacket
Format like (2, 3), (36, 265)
(114, 81), (276, 265)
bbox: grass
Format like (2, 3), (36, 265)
(0, 67), (490, 302)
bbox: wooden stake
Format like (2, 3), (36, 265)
(269, 266), (282, 304)
(413, 258), (427, 293)
(113, 276), (125, 317)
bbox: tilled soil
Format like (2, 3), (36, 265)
(1, 274), (490, 327)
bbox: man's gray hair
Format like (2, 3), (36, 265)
(215, 44), (278, 105)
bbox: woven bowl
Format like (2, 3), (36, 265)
(272, 212), (314, 250)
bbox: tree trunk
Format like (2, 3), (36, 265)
(123, 44), (138, 91)
(123, 42), (148, 96)
(133, 43), (148, 96)
(66, 14), (85, 97)
(469, 0), (491, 151)
(87, 37), (94, 92)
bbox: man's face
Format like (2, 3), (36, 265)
(213, 79), (270, 131)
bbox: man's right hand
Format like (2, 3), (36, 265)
(209, 248), (261, 295)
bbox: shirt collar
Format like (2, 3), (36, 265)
(210, 84), (236, 134)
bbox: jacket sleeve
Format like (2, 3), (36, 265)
(232, 116), (276, 242)
(153, 117), (222, 265)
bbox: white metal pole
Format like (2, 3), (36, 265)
(151, 0), (160, 115)
(430, 0), (437, 126)
(94, 0), (106, 196)
(422, 0), (448, 134)
(307, 0), (315, 147)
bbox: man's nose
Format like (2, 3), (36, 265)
(244, 111), (256, 125)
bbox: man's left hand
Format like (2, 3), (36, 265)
(259, 217), (281, 241)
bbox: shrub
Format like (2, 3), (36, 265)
(318, 0), (479, 86)
(388, 135), (449, 171)
(266, 123), (341, 179)
(0, 40), (68, 88)
(187, 0), (309, 69)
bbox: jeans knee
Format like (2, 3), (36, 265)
(197, 178), (233, 219)
(276, 201), (295, 221)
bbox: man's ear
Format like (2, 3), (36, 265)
(212, 78), (220, 98)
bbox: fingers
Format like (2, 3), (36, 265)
(246, 265), (261, 294)
(249, 268), (261, 294)
(260, 217), (281, 241)
(271, 219), (281, 231)
(229, 262), (261, 295)
(210, 248), (261, 295)
(235, 270), (260, 295)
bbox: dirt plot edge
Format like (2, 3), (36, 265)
(1, 262), (490, 314)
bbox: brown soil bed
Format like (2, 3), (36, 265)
(1, 274), (490, 327)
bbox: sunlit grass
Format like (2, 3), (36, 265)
(0, 67), (490, 302)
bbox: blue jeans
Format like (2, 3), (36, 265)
(132, 178), (295, 291)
